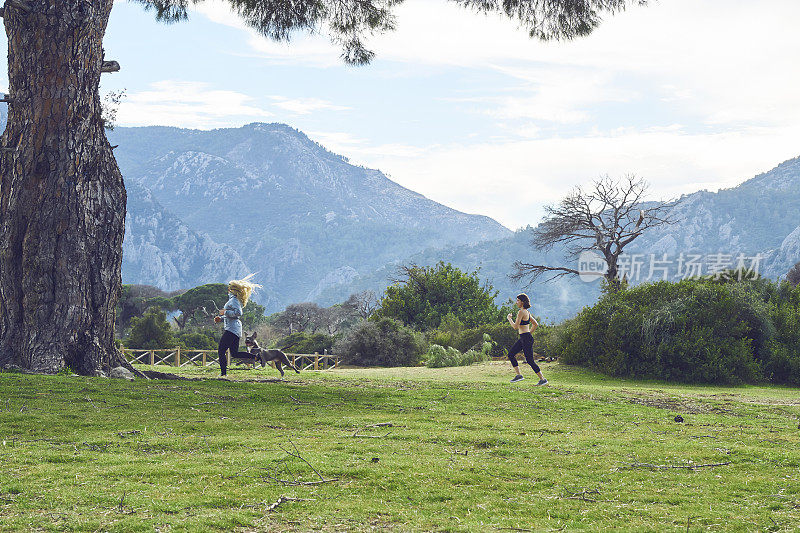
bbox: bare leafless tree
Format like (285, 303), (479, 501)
(512, 175), (677, 289)
(275, 303), (322, 333)
(344, 291), (378, 320)
(317, 306), (353, 335)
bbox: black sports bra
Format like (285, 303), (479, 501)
(520, 312), (531, 326)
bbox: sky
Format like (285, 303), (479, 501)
(5, 0), (800, 230)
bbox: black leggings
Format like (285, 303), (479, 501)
(507, 332), (540, 373)
(217, 330), (240, 375)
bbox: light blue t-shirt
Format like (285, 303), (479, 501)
(222, 294), (243, 337)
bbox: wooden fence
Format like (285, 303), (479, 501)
(120, 348), (340, 370)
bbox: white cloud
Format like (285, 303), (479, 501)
(117, 80), (273, 129)
(306, 130), (428, 161)
(465, 66), (639, 124)
(193, 1), (343, 67)
(113, 0), (800, 232)
(357, 124), (800, 230)
(269, 96), (350, 115)
(193, 0), (800, 130)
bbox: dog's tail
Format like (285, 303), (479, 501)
(279, 342), (297, 352)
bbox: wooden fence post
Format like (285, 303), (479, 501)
(175, 347), (181, 367)
(149, 350), (154, 366)
(314, 352), (319, 370)
(202, 351), (207, 366)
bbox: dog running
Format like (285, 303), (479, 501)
(244, 331), (300, 377)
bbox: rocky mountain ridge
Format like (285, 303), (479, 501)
(318, 155), (800, 321)
(2, 107), (797, 319)
(107, 123), (511, 310)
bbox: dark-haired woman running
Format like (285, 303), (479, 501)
(506, 293), (548, 385)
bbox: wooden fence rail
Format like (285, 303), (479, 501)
(120, 348), (339, 370)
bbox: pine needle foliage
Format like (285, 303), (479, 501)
(132, 0), (647, 65)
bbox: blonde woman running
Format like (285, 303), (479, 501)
(506, 293), (547, 385)
(214, 274), (261, 377)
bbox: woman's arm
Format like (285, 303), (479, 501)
(530, 316), (538, 332)
(223, 298), (243, 319)
(507, 310), (522, 330)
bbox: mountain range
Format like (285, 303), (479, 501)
(111, 121), (800, 321)
(2, 106), (799, 321)
(108, 123), (510, 311)
(314, 155), (800, 321)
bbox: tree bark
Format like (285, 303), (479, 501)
(0, 0), (126, 375)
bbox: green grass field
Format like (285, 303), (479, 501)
(1, 361), (798, 532)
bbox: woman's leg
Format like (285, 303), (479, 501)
(217, 331), (238, 376)
(507, 337), (524, 377)
(520, 333), (543, 378)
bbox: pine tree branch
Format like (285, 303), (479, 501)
(101, 61), (120, 73)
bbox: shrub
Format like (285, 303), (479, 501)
(175, 330), (218, 350)
(126, 307), (174, 349)
(556, 277), (800, 384)
(532, 321), (573, 359)
(425, 345), (461, 368)
(425, 335), (492, 368)
(763, 284), (800, 384)
(427, 322), (519, 359)
(334, 318), (426, 367)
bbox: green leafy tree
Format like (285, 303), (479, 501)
(374, 262), (501, 330)
(242, 301), (268, 331)
(175, 330), (219, 350)
(126, 307), (175, 349)
(171, 284), (228, 329)
(166, 283), (266, 331)
(785, 262), (800, 286)
(115, 285), (184, 334)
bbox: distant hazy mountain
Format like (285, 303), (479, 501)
(321, 156), (800, 322)
(123, 180), (261, 299)
(315, 228), (602, 324)
(4, 105), (799, 320)
(627, 156), (800, 257)
(109, 123), (511, 310)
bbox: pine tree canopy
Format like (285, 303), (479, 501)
(132, 0), (647, 64)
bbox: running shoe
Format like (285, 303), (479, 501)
(536, 378), (548, 386)
(510, 375), (524, 383)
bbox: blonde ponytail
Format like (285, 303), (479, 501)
(227, 273), (261, 307)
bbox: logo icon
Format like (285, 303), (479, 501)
(578, 251), (607, 282)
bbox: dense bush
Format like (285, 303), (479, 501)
(531, 322), (567, 358)
(426, 334), (493, 368)
(428, 322), (521, 359)
(425, 345), (462, 368)
(334, 318), (426, 367)
(126, 307), (174, 349)
(175, 330), (218, 350)
(557, 277), (800, 385)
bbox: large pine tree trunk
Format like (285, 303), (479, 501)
(0, 0), (126, 374)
